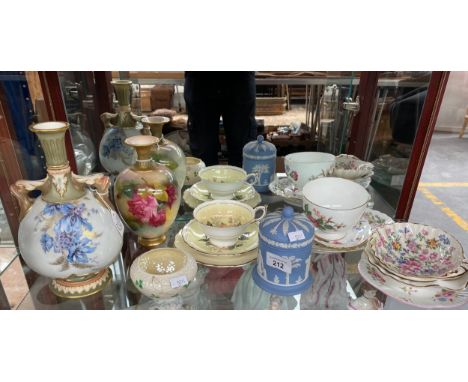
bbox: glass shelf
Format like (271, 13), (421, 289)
(15, 185), (389, 310)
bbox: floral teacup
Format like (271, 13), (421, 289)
(302, 177), (370, 240)
(199, 165), (258, 200)
(284, 152), (335, 190)
(185, 157), (206, 186)
(193, 200), (267, 248)
(371, 223), (464, 278)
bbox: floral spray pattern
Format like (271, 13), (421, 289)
(117, 177), (177, 230)
(101, 129), (134, 161)
(304, 204), (345, 231)
(35, 201), (100, 270)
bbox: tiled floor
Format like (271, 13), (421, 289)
(0, 253), (28, 309)
(410, 132), (468, 251)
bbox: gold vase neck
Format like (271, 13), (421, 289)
(141, 116), (170, 139)
(111, 80), (133, 107)
(150, 125), (163, 138)
(125, 135), (159, 170)
(30, 122), (70, 168)
(42, 167), (87, 202)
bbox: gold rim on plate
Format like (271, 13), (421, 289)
(183, 187), (261, 209)
(190, 181), (256, 202)
(181, 219), (259, 256)
(174, 231), (258, 267)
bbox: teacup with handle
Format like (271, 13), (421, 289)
(193, 200), (267, 248)
(198, 165), (258, 200)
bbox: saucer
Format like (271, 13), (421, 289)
(183, 187), (261, 209)
(353, 176), (372, 189)
(182, 219), (259, 255)
(174, 231), (258, 268)
(366, 247), (468, 290)
(191, 181), (256, 202)
(362, 208), (393, 227)
(314, 217), (372, 250)
(311, 209), (393, 254)
(268, 177), (302, 207)
(358, 256), (468, 309)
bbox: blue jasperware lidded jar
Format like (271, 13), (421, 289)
(242, 135), (276, 193)
(252, 206), (315, 296)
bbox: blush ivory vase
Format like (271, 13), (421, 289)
(113, 135), (181, 248)
(141, 116), (186, 190)
(10, 122), (124, 298)
(99, 80), (143, 175)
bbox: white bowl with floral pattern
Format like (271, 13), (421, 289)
(371, 223), (464, 279)
(130, 248), (197, 299)
(302, 177), (370, 240)
(185, 157), (205, 186)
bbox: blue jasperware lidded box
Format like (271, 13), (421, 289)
(252, 206), (315, 296)
(242, 135), (276, 193)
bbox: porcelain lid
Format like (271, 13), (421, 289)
(243, 135), (277, 160)
(259, 206), (314, 246)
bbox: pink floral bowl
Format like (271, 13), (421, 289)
(370, 223), (464, 278)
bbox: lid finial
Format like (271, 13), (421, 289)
(282, 206), (294, 219)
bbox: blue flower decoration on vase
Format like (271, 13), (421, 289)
(37, 202), (98, 266)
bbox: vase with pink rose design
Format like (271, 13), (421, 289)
(114, 135), (180, 247)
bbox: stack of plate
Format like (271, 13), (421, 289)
(359, 223), (468, 308)
(326, 154), (374, 188)
(183, 181), (261, 209)
(174, 219), (259, 267)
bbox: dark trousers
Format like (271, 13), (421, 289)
(184, 72), (257, 167)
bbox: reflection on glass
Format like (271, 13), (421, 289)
(58, 72), (103, 175)
(0, 199), (14, 245)
(366, 71), (432, 211)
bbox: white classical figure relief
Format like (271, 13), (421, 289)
(257, 250), (266, 278)
(285, 256), (301, 285)
(252, 163), (270, 178)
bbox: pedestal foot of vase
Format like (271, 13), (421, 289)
(50, 268), (113, 299)
(138, 235), (167, 248)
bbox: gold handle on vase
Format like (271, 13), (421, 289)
(10, 178), (47, 221)
(72, 173), (113, 209)
(100, 112), (117, 129)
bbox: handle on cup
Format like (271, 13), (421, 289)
(366, 192), (374, 209)
(253, 205), (267, 222)
(245, 172), (259, 185)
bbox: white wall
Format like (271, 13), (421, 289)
(435, 71), (468, 132)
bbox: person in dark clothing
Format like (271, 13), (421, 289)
(389, 87), (427, 145)
(184, 72), (257, 167)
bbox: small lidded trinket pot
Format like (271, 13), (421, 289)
(242, 135), (277, 193)
(253, 206), (315, 295)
